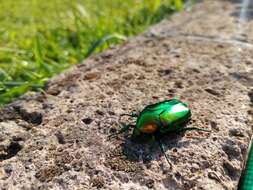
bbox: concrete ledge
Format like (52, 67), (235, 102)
(0, 0), (252, 189)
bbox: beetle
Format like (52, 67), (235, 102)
(110, 99), (210, 165)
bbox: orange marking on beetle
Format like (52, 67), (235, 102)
(140, 123), (158, 133)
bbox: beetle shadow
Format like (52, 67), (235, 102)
(119, 128), (207, 164)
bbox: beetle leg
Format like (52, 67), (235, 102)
(108, 124), (135, 139)
(155, 135), (172, 169)
(131, 128), (141, 138)
(178, 127), (211, 133)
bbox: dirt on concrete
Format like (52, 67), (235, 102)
(0, 0), (252, 189)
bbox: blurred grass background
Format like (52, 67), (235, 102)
(0, 0), (185, 106)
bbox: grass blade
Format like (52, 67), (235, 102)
(85, 34), (127, 57)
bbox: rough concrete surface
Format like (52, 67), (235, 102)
(0, 0), (253, 189)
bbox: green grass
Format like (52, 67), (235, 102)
(0, 0), (184, 106)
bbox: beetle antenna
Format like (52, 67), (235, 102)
(118, 112), (138, 126)
(108, 124), (135, 140)
(119, 112), (138, 119)
(156, 136), (172, 169)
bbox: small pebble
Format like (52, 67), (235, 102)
(82, 118), (93, 125)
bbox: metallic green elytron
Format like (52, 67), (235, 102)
(110, 99), (210, 165)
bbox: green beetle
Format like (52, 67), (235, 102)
(131, 99), (192, 136)
(110, 99), (210, 165)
